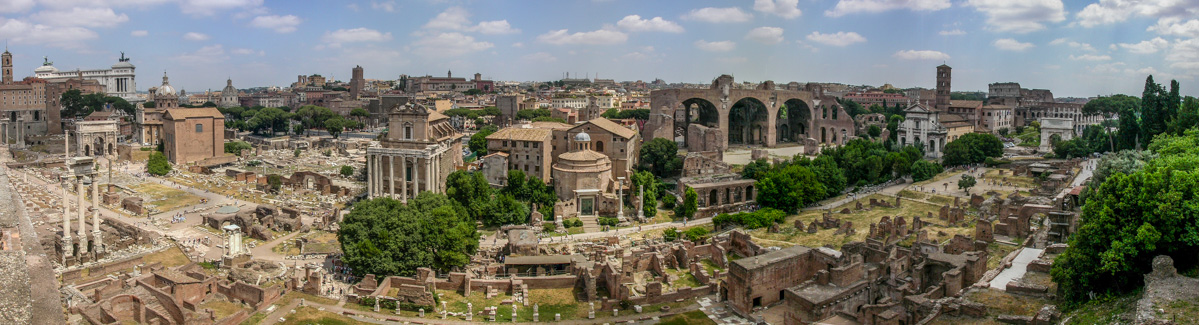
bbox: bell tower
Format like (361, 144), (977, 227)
(1, 48), (12, 84)
(935, 64), (951, 111)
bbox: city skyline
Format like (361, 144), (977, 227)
(0, 0), (1196, 97)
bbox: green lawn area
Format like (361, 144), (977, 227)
(983, 169), (1039, 189)
(200, 299), (247, 320)
(965, 288), (1054, 319)
(278, 306), (366, 325)
(1159, 296), (1199, 324)
(1061, 291), (1139, 324)
(128, 182), (206, 212)
(274, 230), (342, 255)
(749, 194), (972, 249)
(436, 288), (583, 321)
(659, 310), (715, 325)
(987, 242), (1020, 270)
(700, 258), (724, 275)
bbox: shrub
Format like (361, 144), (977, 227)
(713, 208), (787, 229)
(662, 193), (677, 209)
(683, 227), (709, 242)
(147, 152), (171, 176)
(598, 217), (621, 226)
(359, 297), (376, 307)
(663, 228), (679, 241)
(543, 222), (556, 233)
(984, 157), (1011, 167)
(340, 165), (354, 177)
(910, 160), (943, 182)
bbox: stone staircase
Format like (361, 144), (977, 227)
(578, 215), (601, 233)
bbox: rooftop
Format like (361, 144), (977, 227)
(733, 245), (811, 270)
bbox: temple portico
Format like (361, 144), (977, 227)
(366, 145), (453, 201)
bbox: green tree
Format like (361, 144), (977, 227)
(340, 165), (354, 177)
(941, 133), (1004, 166)
(639, 138), (682, 177)
(463, 89), (484, 96)
(469, 125), (498, 156)
(867, 125), (882, 138)
(1052, 130), (1199, 306)
(143, 101), (156, 108)
(350, 107), (371, 125)
(674, 187), (698, 220)
(445, 170), (493, 220)
(504, 170), (528, 199)
(1175, 96), (1199, 133)
(741, 159), (772, 180)
(957, 175), (976, 194)
(631, 171), (659, 218)
(246, 107), (291, 135)
(755, 164), (826, 213)
(910, 160), (943, 182)
(483, 194), (529, 226)
(325, 117), (349, 138)
(146, 152), (171, 176)
(224, 141), (252, 156)
(267, 174), (283, 192)
(338, 194), (479, 277)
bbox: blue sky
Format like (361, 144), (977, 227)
(1, 0), (1196, 97)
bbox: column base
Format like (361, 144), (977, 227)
(92, 230), (104, 254)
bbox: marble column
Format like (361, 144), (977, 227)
(92, 177), (102, 253)
(413, 157), (420, 194)
(425, 157), (433, 194)
(77, 177), (87, 255)
(388, 155), (395, 199)
(370, 154), (378, 198)
(400, 157), (407, 203)
(62, 130), (71, 257)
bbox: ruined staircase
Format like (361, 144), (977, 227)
(578, 216), (601, 233)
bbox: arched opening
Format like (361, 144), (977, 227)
(709, 190), (718, 207)
(725, 188), (730, 205)
(746, 186), (754, 201)
(595, 141), (604, 152)
(108, 143), (114, 155)
(84, 144), (91, 156)
(821, 127), (827, 143)
(94, 137), (105, 156)
(778, 99), (811, 143)
(729, 97), (768, 145)
(676, 98), (720, 147)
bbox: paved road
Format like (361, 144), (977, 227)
(990, 247), (1044, 290)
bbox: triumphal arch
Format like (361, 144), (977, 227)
(644, 75), (856, 150)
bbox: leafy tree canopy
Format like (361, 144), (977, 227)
(338, 194), (479, 277)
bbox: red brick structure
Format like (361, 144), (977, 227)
(162, 107), (226, 165)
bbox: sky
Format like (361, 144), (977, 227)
(0, 0), (1197, 97)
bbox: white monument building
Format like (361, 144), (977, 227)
(34, 52), (139, 102)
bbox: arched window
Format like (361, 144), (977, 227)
(709, 190), (718, 207)
(595, 141), (604, 152)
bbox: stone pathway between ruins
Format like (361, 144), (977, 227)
(990, 247), (1044, 290)
(259, 296), (707, 325)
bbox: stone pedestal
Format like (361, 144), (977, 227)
(613, 308), (618, 317)
(588, 302), (595, 319)
(555, 313), (560, 321)
(418, 308), (424, 317)
(533, 304), (539, 322)
(466, 303), (473, 321)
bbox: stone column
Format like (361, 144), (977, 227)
(388, 155), (395, 199)
(77, 177), (87, 254)
(92, 178), (102, 253)
(413, 157), (420, 194)
(62, 178), (72, 257)
(400, 157), (407, 203)
(425, 157), (433, 194)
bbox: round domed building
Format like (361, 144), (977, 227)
(552, 131), (617, 216)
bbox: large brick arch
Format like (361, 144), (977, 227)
(647, 76), (855, 149)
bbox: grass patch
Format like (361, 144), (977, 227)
(983, 169), (1039, 189)
(749, 194), (969, 250)
(660, 310), (715, 325)
(143, 246), (191, 268)
(966, 288), (1053, 318)
(128, 182), (206, 213)
(279, 306), (366, 325)
(1158, 297), (1199, 324)
(243, 312), (268, 325)
(986, 241), (1020, 270)
(200, 299), (247, 320)
(273, 230), (341, 255)
(700, 259), (724, 275)
(1062, 291), (1139, 324)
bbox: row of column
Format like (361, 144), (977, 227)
(2, 122), (24, 148)
(61, 131), (104, 260)
(369, 153), (441, 202)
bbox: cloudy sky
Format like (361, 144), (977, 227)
(1, 0), (1196, 97)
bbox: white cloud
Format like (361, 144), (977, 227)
(31, 8), (128, 28)
(537, 29), (627, 45)
(753, 0), (802, 19)
(1049, 38), (1066, 45)
(250, 15), (300, 33)
(805, 31), (866, 46)
(621, 50), (655, 61)
(179, 0), (263, 16)
(1117, 37), (1169, 54)
(939, 29), (965, 36)
(1076, 0), (1199, 28)
(511, 42), (524, 48)
(423, 7), (519, 34)
(745, 27), (784, 44)
(993, 38), (1034, 51)
(1069, 54), (1111, 61)
(893, 50), (950, 60)
(0, 18), (97, 50)
(1089, 62), (1126, 74)
(681, 7), (753, 23)
(1047, 38), (1095, 51)
(231, 48), (257, 55)
(1166, 38), (1199, 74)
(412, 32), (493, 57)
(173, 44), (228, 63)
(130, 30), (148, 37)
(616, 15), (684, 33)
(694, 40), (736, 52)
(522, 52), (557, 62)
(0, 0), (35, 14)
(966, 0), (1065, 33)
(371, 1), (397, 12)
(183, 32), (209, 41)
(321, 28), (391, 47)
(1148, 18), (1199, 38)
(825, 0), (950, 17)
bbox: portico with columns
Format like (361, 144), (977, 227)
(365, 102), (463, 202)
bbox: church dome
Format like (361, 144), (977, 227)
(156, 72), (177, 96)
(574, 131), (591, 142)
